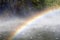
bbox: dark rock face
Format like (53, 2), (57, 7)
(0, 0), (60, 17)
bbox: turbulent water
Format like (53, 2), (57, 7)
(13, 9), (60, 40)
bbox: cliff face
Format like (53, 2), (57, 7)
(0, 0), (60, 10)
(0, 0), (60, 17)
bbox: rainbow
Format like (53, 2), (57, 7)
(9, 6), (60, 40)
